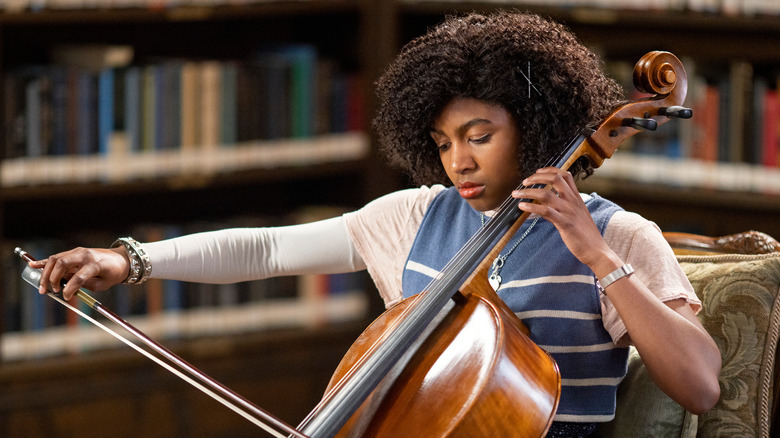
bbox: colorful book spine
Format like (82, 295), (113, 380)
(2, 43), (365, 187)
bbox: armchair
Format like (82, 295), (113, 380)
(596, 231), (780, 438)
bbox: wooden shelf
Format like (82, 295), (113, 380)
(1, 162), (369, 239)
(2, 157), (366, 200)
(396, 4), (780, 62)
(0, 133), (370, 198)
(579, 176), (780, 238)
(0, 4), (364, 68)
(0, 1), (360, 24)
(2, 292), (369, 361)
(397, 1), (780, 33)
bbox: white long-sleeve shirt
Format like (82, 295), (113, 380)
(143, 185), (699, 346)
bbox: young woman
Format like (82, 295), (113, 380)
(31, 11), (720, 437)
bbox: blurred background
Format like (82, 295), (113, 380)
(0, 1), (778, 436)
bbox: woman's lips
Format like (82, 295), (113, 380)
(457, 183), (484, 199)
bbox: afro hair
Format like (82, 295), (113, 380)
(372, 10), (624, 186)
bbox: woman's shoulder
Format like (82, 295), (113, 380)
(603, 208), (678, 266)
(358, 184), (447, 214)
(607, 210), (662, 240)
(343, 185), (447, 236)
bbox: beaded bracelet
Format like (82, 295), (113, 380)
(111, 237), (152, 285)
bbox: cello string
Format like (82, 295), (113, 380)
(43, 292), (292, 438)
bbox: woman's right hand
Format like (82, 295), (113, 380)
(29, 247), (131, 300)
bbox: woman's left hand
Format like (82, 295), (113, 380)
(511, 167), (617, 271)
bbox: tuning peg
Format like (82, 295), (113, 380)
(623, 117), (658, 131)
(659, 106), (693, 119)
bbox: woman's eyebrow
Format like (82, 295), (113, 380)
(430, 118), (493, 136)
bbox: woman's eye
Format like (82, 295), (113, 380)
(470, 134), (491, 144)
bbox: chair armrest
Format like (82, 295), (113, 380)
(663, 231), (780, 255)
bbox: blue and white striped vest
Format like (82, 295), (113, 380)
(402, 187), (629, 422)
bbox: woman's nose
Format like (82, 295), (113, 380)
(449, 142), (476, 174)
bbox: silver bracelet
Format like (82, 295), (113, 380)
(111, 237), (152, 285)
(597, 264), (634, 293)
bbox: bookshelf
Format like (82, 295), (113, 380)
(0, 3), (382, 435)
(0, 0), (376, 340)
(3, 1), (780, 436)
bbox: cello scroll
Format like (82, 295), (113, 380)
(583, 51), (691, 168)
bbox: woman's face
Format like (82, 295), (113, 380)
(430, 98), (523, 212)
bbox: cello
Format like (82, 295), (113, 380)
(17, 51), (691, 437)
(296, 50), (692, 438)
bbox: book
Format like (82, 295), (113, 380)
(220, 61), (239, 146)
(142, 65), (158, 151)
(727, 61), (753, 163)
(762, 86), (780, 168)
(200, 60), (222, 150)
(179, 61), (201, 150)
(689, 78), (720, 162)
(124, 66), (143, 152)
(97, 67), (114, 154)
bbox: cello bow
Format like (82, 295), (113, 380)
(14, 248), (308, 438)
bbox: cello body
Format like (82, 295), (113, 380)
(327, 274), (561, 437)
